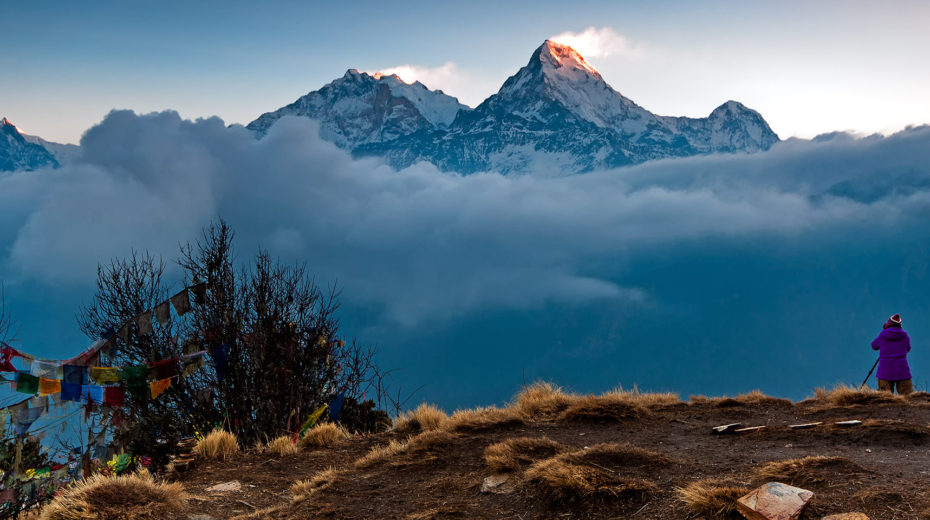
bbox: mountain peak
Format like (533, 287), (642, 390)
(1, 117), (15, 129)
(535, 40), (600, 76)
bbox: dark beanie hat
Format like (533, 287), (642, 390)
(884, 313), (902, 329)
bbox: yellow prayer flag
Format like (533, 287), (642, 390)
(150, 378), (171, 399)
(89, 367), (120, 384)
(38, 378), (60, 396)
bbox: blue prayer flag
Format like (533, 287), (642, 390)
(329, 392), (346, 423)
(61, 382), (82, 402)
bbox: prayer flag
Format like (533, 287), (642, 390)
(170, 289), (191, 316)
(15, 373), (38, 394)
(136, 310), (153, 336)
(181, 353), (205, 377)
(120, 364), (149, 383)
(104, 386), (125, 407)
(210, 344), (230, 379)
(121, 365), (149, 401)
(89, 367), (120, 385)
(154, 300), (171, 325)
(118, 322), (131, 343)
(31, 359), (60, 379)
(39, 378), (60, 396)
(329, 392), (346, 423)
(81, 385), (104, 404)
(60, 382), (82, 402)
(29, 395), (49, 412)
(299, 404), (329, 437)
(0, 344), (23, 372)
(150, 378), (171, 398)
(191, 282), (207, 305)
(147, 359), (178, 380)
(62, 365), (87, 385)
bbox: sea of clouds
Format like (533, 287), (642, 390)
(2, 111), (930, 408)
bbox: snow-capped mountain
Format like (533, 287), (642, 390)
(1, 117), (58, 172)
(247, 70), (470, 148)
(250, 41), (779, 174)
(22, 133), (81, 164)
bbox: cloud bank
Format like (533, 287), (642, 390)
(3, 112), (930, 406)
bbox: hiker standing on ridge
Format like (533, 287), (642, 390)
(871, 314), (913, 395)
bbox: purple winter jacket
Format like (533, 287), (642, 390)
(871, 327), (912, 381)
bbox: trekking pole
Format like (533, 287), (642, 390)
(860, 357), (880, 389)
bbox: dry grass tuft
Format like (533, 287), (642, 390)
(299, 423), (349, 449)
(195, 429), (239, 460)
(264, 435), (299, 456)
(291, 467), (340, 503)
(808, 384), (903, 407)
(393, 403), (449, 434)
(446, 406), (524, 432)
(525, 443), (669, 502)
(557, 394), (647, 423)
(755, 455), (865, 486)
(526, 460), (656, 501)
(39, 471), (187, 520)
(676, 479), (750, 519)
(690, 390), (793, 408)
(512, 381), (575, 418)
(604, 386), (681, 408)
(484, 437), (565, 472)
(355, 430), (459, 469)
(404, 507), (466, 520)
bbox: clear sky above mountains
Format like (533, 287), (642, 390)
(2, 0), (929, 144)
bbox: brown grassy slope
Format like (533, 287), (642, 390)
(146, 385), (930, 519)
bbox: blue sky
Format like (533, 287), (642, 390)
(2, 1), (929, 143)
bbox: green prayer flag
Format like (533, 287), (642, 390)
(299, 404), (329, 437)
(15, 373), (39, 394)
(120, 365), (150, 401)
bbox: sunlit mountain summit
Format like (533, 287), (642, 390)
(250, 40), (779, 174)
(0, 117), (58, 172)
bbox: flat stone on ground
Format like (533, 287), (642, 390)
(737, 481), (813, 520)
(206, 480), (242, 492)
(822, 514), (869, 520)
(480, 474), (514, 494)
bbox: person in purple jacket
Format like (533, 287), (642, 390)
(871, 313), (912, 394)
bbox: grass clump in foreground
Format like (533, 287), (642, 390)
(264, 435), (299, 456)
(445, 406), (524, 432)
(512, 381), (574, 418)
(676, 479), (750, 519)
(291, 467), (340, 503)
(754, 455), (865, 486)
(40, 471), (187, 520)
(484, 437), (565, 472)
(299, 423), (349, 449)
(691, 390), (793, 407)
(393, 403), (448, 433)
(809, 384), (904, 407)
(196, 429), (239, 460)
(525, 443), (671, 501)
(355, 430), (458, 469)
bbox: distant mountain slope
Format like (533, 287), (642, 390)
(23, 133), (81, 164)
(1, 117), (58, 171)
(250, 41), (779, 174)
(247, 70), (470, 148)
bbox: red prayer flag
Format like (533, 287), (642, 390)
(104, 386), (125, 407)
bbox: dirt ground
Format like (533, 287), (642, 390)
(170, 392), (930, 520)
